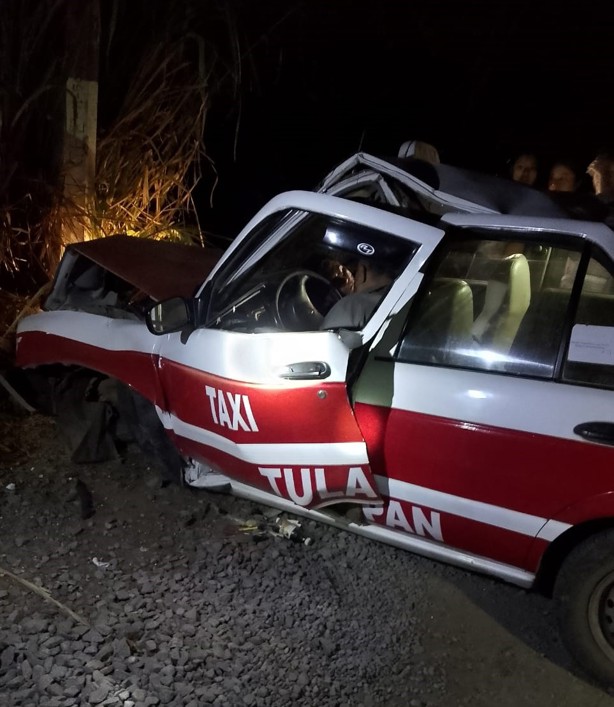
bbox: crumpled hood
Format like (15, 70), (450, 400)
(69, 235), (223, 300)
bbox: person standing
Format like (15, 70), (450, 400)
(587, 153), (614, 201)
(583, 153), (614, 227)
(510, 152), (539, 186)
(548, 161), (578, 192)
(398, 140), (440, 164)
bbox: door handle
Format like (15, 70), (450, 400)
(277, 361), (331, 380)
(573, 421), (614, 445)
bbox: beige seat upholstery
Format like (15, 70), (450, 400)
(471, 253), (531, 354)
(399, 278), (474, 365)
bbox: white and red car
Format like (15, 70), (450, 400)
(15, 154), (614, 685)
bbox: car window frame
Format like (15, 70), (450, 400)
(562, 244), (614, 389)
(195, 191), (445, 338)
(390, 230), (596, 383)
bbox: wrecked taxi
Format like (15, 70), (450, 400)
(15, 162), (614, 686)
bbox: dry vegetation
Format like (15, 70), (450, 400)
(94, 38), (214, 244)
(0, 0), (242, 359)
(0, 1), (66, 287)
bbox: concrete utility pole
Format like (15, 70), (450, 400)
(62, 0), (100, 243)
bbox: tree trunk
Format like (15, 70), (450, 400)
(62, 0), (100, 244)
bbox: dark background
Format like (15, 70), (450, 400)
(200, 0), (614, 235)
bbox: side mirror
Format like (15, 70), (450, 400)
(146, 297), (192, 335)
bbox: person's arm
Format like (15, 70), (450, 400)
(320, 293), (381, 330)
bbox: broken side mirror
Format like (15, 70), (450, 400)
(146, 297), (193, 335)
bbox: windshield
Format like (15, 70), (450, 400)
(207, 209), (417, 333)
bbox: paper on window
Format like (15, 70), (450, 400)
(568, 324), (614, 366)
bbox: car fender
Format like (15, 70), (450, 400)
(16, 310), (166, 406)
(527, 490), (614, 573)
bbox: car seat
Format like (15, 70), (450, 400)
(398, 278), (474, 365)
(471, 253), (531, 354)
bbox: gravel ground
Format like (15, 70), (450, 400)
(1, 402), (614, 707)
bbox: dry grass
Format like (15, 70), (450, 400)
(0, 0), (241, 292)
(93, 38), (212, 243)
(0, 0), (247, 354)
(0, 33), (213, 353)
(0, 0), (67, 285)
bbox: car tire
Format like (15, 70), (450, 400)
(554, 529), (614, 686)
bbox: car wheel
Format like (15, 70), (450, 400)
(554, 529), (614, 686)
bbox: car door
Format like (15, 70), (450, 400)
(351, 220), (614, 582)
(154, 191), (444, 511)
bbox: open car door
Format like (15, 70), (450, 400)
(154, 191), (444, 511)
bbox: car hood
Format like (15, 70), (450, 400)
(69, 235), (223, 300)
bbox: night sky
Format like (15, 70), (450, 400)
(200, 1), (614, 234)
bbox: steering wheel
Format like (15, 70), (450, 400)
(274, 270), (342, 331)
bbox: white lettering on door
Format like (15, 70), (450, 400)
(411, 505), (442, 541)
(205, 385), (259, 432)
(314, 468), (344, 500)
(284, 468), (314, 506)
(258, 467), (283, 496)
(258, 466), (378, 506)
(386, 500), (413, 532)
(363, 500), (443, 542)
(346, 467), (379, 498)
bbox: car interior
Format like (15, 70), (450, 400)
(397, 233), (614, 388)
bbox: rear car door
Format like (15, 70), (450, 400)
(155, 191), (444, 510)
(352, 220), (614, 583)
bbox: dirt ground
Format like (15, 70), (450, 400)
(2, 286), (614, 705)
(2, 397), (614, 706)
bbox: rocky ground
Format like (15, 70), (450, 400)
(1, 396), (614, 707)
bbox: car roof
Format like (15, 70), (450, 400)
(442, 212), (614, 253)
(320, 152), (611, 222)
(395, 157), (568, 218)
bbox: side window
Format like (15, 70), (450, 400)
(564, 252), (614, 388)
(208, 211), (417, 333)
(397, 235), (579, 378)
